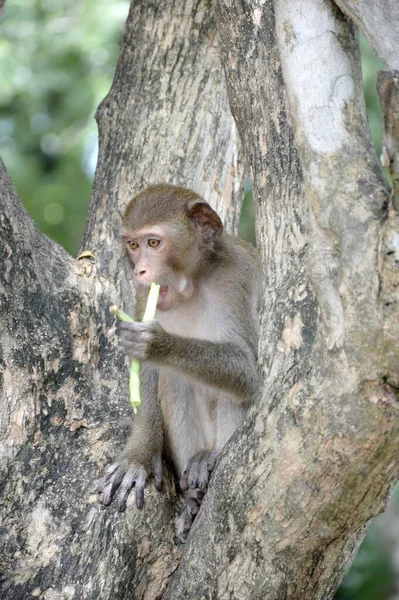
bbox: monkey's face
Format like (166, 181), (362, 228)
(124, 224), (200, 311)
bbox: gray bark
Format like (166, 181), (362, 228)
(1, 1), (399, 600)
(0, 2), (243, 599)
(333, 0), (399, 69)
(163, 1), (399, 599)
(378, 71), (399, 210)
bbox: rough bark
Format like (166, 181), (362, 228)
(0, 2), (244, 599)
(373, 68), (399, 600)
(333, 0), (399, 69)
(1, 0), (399, 599)
(378, 70), (399, 210)
(162, 1), (399, 599)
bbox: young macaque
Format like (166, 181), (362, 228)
(98, 184), (260, 540)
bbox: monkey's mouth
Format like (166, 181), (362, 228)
(159, 285), (168, 297)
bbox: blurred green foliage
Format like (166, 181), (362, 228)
(0, 3), (396, 599)
(238, 185), (256, 244)
(361, 34), (385, 156)
(336, 521), (395, 600)
(0, 0), (129, 255)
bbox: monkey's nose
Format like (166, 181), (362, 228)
(136, 269), (147, 278)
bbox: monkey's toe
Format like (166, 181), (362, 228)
(180, 449), (219, 491)
(176, 507), (195, 542)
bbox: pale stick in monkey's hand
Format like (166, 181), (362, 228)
(109, 282), (161, 413)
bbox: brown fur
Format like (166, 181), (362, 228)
(99, 184), (261, 540)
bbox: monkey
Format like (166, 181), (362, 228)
(98, 184), (260, 540)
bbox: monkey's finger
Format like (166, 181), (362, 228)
(119, 324), (146, 340)
(135, 484), (145, 509)
(133, 467), (148, 509)
(119, 331), (142, 347)
(120, 321), (153, 331)
(176, 517), (187, 542)
(186, 497), (200, 517)
(195, 460), (211, 490)
(188, 473), (200, 490)
(176, 508), (194, 542)
(180, 450), (219, 492)
(190, 488), (205, 504)
(98, 463), (118, 493)
(186, 459), (209, 490)
(119, 336), (149, 361)
(117, 472), (138, 512)
(119, 321), (139, 331)
(205, 450), (219, 471)
(193, 451), (218, 489)
(117, 466), (147, 512)
(99, 466), (125, 505)
(120, 322), (156, 343)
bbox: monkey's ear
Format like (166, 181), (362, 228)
(187, 201), (223, 243)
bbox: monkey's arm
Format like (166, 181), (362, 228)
(120, 322), (258, 403)
(98, 365), (163, 511)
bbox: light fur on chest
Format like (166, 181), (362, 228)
(158, 285), (226, 340)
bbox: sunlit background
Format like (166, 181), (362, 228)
(0, 0), (130, 253)
(0, 2), (397, 597)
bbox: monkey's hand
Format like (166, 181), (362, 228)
(119, 321), (165, 362)
(98, 453), (163, 511)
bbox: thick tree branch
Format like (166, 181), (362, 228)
(333, 0), (399, 69)
(81, 0), (245, 281)
(163, 2), (399, 599)
(2, 1), (399, 598)
(377, 70), (399, 392)
(0, 2), (245, 599)
(0, 158), (76, 477)
(275, 0), (391, 362)
(0, 159), (176, 600)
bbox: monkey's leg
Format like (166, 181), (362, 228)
(98, 366), (163, 511)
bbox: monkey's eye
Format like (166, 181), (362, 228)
(128, 240), (138, 250)
(148, 239), (161, 248)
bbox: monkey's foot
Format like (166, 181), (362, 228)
(176, 450), (219, 542)
(176, 488), (205, 542)
(98, 455), (163, 512)
(179, 449), (219, 492)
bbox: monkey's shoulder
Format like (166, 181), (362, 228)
(214, 234), (261, 297)
(218, 234), (259, 274)
(230, 234), (259, 259)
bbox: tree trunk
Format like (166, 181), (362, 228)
(1, 1), (399, 599)
(0, 2), (243, 599)
(333, 0), (399, 69)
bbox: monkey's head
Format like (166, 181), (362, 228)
(122, 184), (223, 311)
